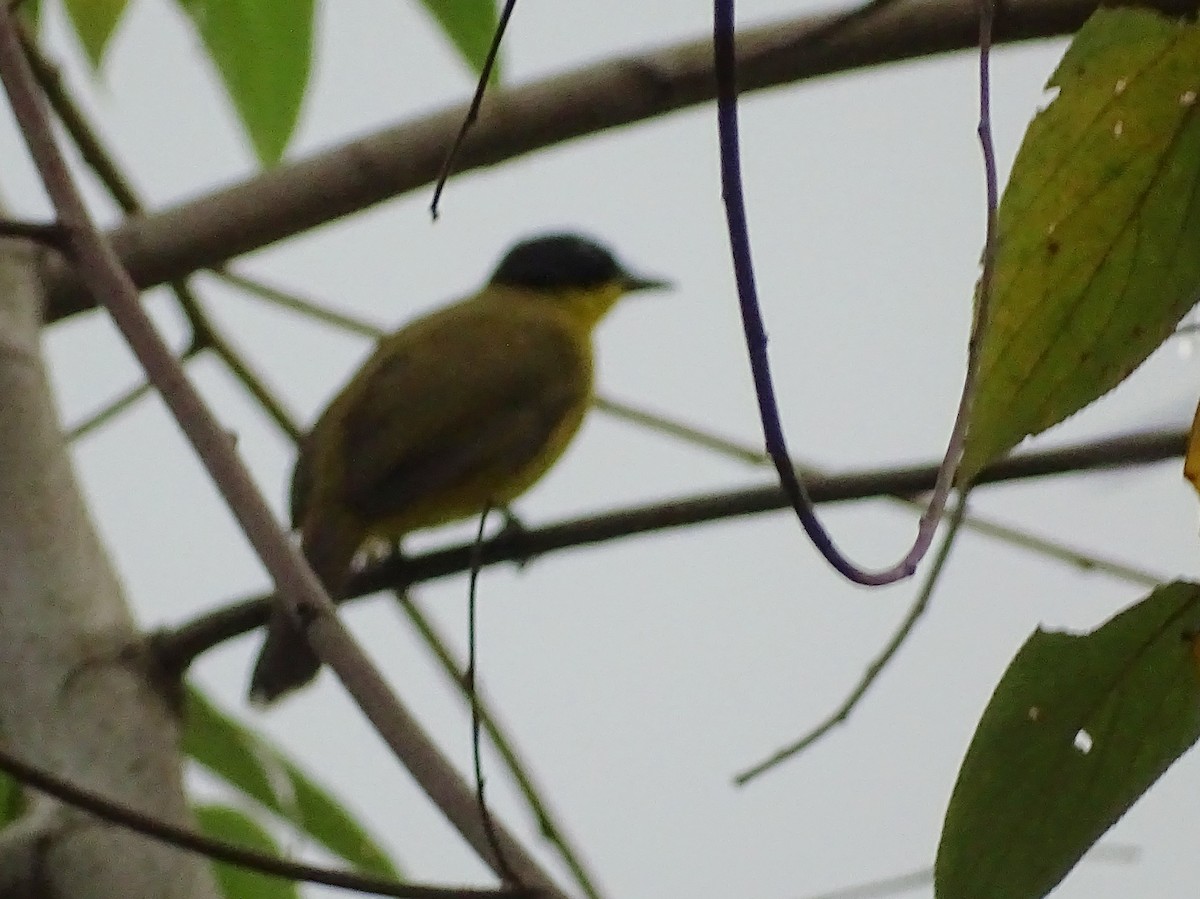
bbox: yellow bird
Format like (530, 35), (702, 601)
(250, 233), (670, 702)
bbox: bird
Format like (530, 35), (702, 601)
(249, 232), (670, 703)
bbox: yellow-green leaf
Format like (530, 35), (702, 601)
(63, 0), (127, 68)
(1184, 396), (1200, 494)
(418, 0), (501, 82)
(960, 8), (1200, 482)
(935, 581), (1200, 899)
(18, 0), (40, 30)
(183, 688), (400, 879)
(174, 0), (313, 165)
(194, 803), (298, 899)
(0, 768), (22, 825)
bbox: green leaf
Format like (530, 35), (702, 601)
(418, 0), (502, 81)
(174, 0), (314, 165)
(194, 803), (298, 899)
(19, 1), (39, 28)
(935, 581), (1200, 899)
(960, 8), (1200, 482)
(0, 769), (22, 825)
(183, 688), (400, 879)
(63, 0), (128, 68)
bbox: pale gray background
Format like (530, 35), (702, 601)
(2, 2), (1198, 897)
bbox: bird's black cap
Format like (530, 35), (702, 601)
(490, 233), (669, 293)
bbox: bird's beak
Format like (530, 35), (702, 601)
(620, 272), (672, 294)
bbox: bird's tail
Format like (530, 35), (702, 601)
(248, 514), (361, 704)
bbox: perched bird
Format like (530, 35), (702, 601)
(249, 232), (670, 702)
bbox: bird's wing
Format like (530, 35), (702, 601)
(323, 302), (590, 530)
(290, 430), (316, 529)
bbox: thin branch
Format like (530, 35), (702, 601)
(216, 268), (386, 337)
(595, 397), (1166, 587)
(40, 0), (1200, 322)
(430, 0), (518, 218)
(0, 217), (65, 245)
(66, 347), (197, 442)
(594, 395), (770, 465)
(0, 13), (566, 895)
(393, 596), (605, 899)
(159, 426), (1189, 667)
(926, 511), (1161, 586)
(181, 291), (303, 441)
(713, 0), (977, 585)
(734, 497), (969, 785)
(18, 21), (141, 210)
(0, 743), (517, 899)
(794, 843), (1138, 899)
(466, 508), (517, 885)
(797, 866), (932, 899)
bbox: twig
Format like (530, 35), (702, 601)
(797, 866), (932, 899)
(179, 289), (303, 441)
(0, 743), (515, 899)
(594, 395), (769, 465)
(0, 218), (65, 245)
(466, 508), (517, 884)
(734, 497), (969, 785)
(216, 268), (386, 337)
(713, 0), (977, 584)
(18, 22), (141, 210)
(430, 0), (518, 218)
(66, 351), (193, 442)
(794, 843), (1139, 899)
(394, 595), (605, 899)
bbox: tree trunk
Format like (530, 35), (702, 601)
(0, 240), (219, 899)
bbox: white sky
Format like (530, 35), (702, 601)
(4, 1), (1200, 897)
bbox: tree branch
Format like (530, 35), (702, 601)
(161, 425), (1188, 667)
(0, 742), (521, 899)
(0, 238), (220, 899)
(41, 0), (1200, 322)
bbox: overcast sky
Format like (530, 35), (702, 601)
(3, 2), (1199, 897)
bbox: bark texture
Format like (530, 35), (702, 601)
(0, 240), (219, 899)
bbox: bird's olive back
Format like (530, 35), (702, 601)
(490, 233), (623, 291)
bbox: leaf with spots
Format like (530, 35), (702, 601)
(935, 581), (1200, 899)
(959, 8), (1200, 483)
